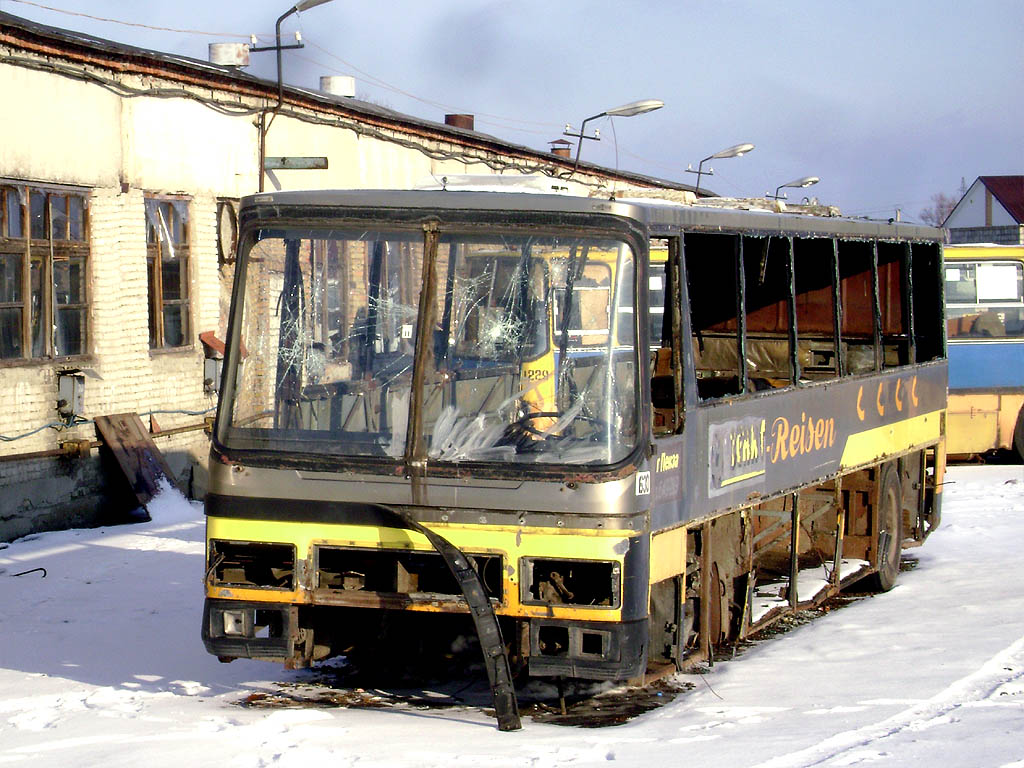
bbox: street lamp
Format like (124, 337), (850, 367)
(563, 99), (664, 177)
(250, 0), (335, 191)
(771, 175), (820, 200)
(686, 143), (755, 197)
(251, 0), (335, 111)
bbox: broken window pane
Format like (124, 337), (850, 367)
(228, 230), (424, 459)
(794, 238), (838, 378)
(224, 228), (640, 467)
(146, 197), (190, 348)
(425, 234), (637, 465)
(685, 232), (743, 400)
(878, 243), (908, 367)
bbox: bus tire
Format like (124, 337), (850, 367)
(1013, 406), (1024, 462)
(866, 464), (903, 593)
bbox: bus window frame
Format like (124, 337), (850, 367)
(214, 209), (652, 480)
(945, 258), (1024, 341)
(683, 231), (926, 405)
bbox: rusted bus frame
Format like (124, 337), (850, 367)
(735, 235), (749, 395)
(715, 477), (851, 643)
(832, 239), (845, 376)
(203, 191), (946, 686)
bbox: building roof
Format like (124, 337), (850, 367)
(0, 11), (694, 195)
(979, 176), (1024, 223)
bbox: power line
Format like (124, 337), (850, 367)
(7, 1), (569, 142)
(5, 1), (662, 183)
(6, 0), (265, 39)
(300, 39), (563, 135)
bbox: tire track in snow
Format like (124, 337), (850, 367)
(748, 633), (1024, 768)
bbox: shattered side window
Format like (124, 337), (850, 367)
(226, 229), (423, 458)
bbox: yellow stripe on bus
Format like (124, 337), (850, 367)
(721, 469), (767, 487)
(205, 516), (636, 621)
(839, 410), (944, 469)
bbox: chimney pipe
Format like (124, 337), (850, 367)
(549, 139), (573, 158)
(209, 43), (250, 67)
(445, 114), (475, 131)
(320, 75), (356, 98)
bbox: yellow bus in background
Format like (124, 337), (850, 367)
(945, 245), (1024, 458)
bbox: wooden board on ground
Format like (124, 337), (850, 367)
(94, 413), (176, 512)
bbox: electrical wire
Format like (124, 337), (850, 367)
(0, 421), (72, 441)
(301, 39), (563, 135)
(6, 3), (655, 170)
(7, 1), (568, 139)
(5, 0), (265, 39)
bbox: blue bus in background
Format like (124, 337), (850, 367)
(945, 245), (1024, 458)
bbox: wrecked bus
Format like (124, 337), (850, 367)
(202, 190), (946, 729)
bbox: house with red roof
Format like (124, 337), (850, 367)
(944, 175), (1024, 244)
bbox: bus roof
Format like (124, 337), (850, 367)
(243, 189), (944, 243)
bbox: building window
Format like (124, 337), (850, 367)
(145, 197), (191, 348)
(0, 183), (89, 361)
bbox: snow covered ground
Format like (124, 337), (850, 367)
(1, 465), (1023, 767)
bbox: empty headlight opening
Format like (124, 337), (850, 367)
(208, 540), (296, 589)
(522, 558), (619, 608)
(316, 546), (503, 600)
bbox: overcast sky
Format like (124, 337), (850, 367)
(3, 0), (1022, 221)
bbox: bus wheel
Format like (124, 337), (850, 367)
(867, 465), (903, 592)
(1013, 407), (1024, 462)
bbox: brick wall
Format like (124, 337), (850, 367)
(0, 186), (218, 541)
(948, 225), (1024, 245)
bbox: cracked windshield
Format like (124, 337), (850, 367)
(226, 228), (638, 466)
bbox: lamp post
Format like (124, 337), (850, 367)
(251, 0), (335, 111)
(250, 0), (335, 191)
(686, 143), (755, 197)
(563, 99), (664, 177)
(771, 175), (820, 200)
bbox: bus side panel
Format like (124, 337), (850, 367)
(947, 393), (1024, 454)
(948, 341), (1024, 390)
(690, 362), (947, 520)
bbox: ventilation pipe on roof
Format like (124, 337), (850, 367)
(208, 43), (251, 67)
(320, 75), (356, 98)
(445, 114), (475, 131)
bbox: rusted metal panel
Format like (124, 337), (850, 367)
(94, 413), (176, 511)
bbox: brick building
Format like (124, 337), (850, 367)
(0, 12), (685, 540)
